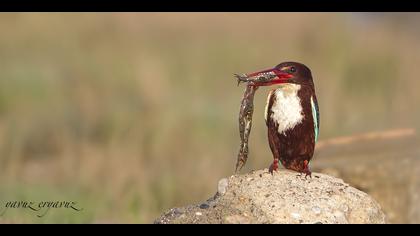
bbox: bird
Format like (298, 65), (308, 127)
(236, 62), (319, 177)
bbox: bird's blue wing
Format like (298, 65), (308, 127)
(311, 96), (320, 143)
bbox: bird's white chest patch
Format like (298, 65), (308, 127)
(269, 84), (303, 134)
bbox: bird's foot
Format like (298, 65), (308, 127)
(303, 160), (312, 179)
(269, 158), (279, 175)
(296, 160), (312, 178)
(296, 171), (311, 179)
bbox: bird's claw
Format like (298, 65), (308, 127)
(303, 160), (312, 179)
(268, 159), (279, 175)
(296, 171), (312, 179)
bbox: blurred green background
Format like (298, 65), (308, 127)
(0, 13), (419, 223)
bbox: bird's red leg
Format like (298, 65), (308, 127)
(269, 158), (279, 174)
(303, 160), (312, 178)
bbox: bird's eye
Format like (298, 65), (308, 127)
(290, 66), (296, 73)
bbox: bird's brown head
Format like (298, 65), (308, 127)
(235, 62), (314, 87)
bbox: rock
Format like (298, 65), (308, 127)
(154, 169), (386, 224)
(314, 132), (420, 223)
(217, 178), (229, 196)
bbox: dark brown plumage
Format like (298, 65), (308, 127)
(266, 84), (317, 176)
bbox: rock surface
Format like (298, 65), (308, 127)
(313, 130), (420, 223)
(154, 169), (386, 224)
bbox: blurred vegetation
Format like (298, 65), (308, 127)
(0, 13), (419, 223)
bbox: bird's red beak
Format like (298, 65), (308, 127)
(235, 68), (293, 86)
